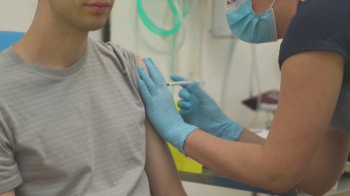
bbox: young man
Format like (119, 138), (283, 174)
(0, 0), (185, 196)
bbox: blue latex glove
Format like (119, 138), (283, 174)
(171, 74), (244, 141)
(137, 58), (198, 154)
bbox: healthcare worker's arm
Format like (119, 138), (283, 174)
(137, 52), (349, 195)
(0, 190), (15, 196)
(173, 70), (349, 195)
(177, 88), (266, 145)
(172, 74), (265, 145)
(238, 128), (265, 145)
(293, 125), (350, 194)
(137, 58), (186, 196)
(183, 51), (349, 195)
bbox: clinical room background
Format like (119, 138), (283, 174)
(0, 0), (282, 195)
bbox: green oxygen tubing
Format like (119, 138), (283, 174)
(137, 0), (192, 36)
(137, 0), (192, 92)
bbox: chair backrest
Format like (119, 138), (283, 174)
(0, 31), (25, 52)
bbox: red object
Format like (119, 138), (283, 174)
(242, 90), (279, 111)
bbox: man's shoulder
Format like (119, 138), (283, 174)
(89, 39), (136, 57)
(0, 49), (12, 65)
(0, 49), (18, 78)
(88, 38), (139, 65)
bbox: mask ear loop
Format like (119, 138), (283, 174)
(269, 0), (278, 41)
(269, 0), (277, 9)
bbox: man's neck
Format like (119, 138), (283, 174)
(14, 7), (89, 70)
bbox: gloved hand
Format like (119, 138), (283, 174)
(171, 74), (244, 141)
(137, 58), (198, 154)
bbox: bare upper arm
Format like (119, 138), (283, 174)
(0, 190), (15, 196)
(262, 51), (345, 189)
(137, 57), (147, 73)
(136, 57), (186, 196)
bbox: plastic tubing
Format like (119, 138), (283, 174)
(137, 0), (186, 36)
(137, 0), (192, 93)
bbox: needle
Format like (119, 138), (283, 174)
(167, 81), (206, 86)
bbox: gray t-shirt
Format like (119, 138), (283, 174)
(0, 38), (151, 196)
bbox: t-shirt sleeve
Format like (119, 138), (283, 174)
(279, 1), (350, 81)
(105, 42), (141, 91)
(0, 125), (22, 193)
(119, 47), (142, 89)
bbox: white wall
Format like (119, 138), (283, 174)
(0, 0), (37, 32)
(111, 0), (282, 129)
(0, 0), (102, 41)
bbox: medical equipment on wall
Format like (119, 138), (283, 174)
(137, 0), (191, 79)
(138, 0), (190, 36)
(136, 0), (209, 94)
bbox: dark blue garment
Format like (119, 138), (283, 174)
(278, 0), (350, 134)
(279, 0), (350, 83)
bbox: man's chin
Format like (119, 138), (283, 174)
(79, 23), (107, 32)
(77, 17), (109, 32)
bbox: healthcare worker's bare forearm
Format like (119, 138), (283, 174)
(238, 128), (265, 145)
(183, 130), (296, 193)
(182, 51), (347, 194)
(0, 190), (15, 196)
(293, 128), (350, 195)
(144, 119), (187, 196)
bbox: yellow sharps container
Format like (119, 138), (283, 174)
(167, 100), (202, 174)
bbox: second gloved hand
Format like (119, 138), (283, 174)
(171, 74), (244, 141)
(137, 59), (198, 154)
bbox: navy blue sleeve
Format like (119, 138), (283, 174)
(279, 0), (350, 83)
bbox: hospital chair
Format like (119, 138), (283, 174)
(0, 31), (25, 52)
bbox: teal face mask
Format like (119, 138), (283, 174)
(225, 0), (277, 44)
